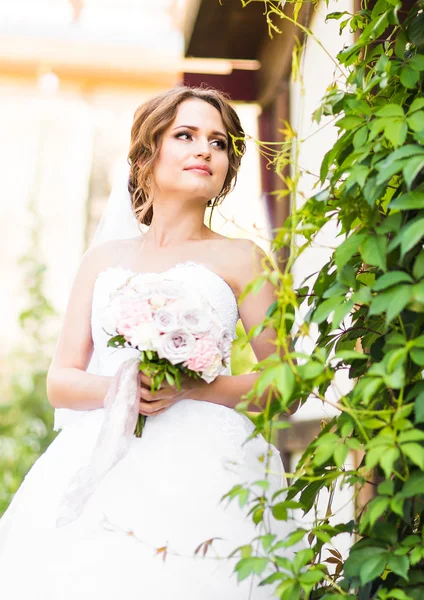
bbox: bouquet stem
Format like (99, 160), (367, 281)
(135, 414), (146, 438)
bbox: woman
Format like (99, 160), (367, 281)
(0, 86), (296, 598)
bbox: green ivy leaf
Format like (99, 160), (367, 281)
(403, 154), (424, 189)
(378, 479), (395, 496)
(390, 494), (405, 517)
(272, 502), (290, 521)
(312, 296), (343, 324)
(368, 495), (390, 527)
(325, 10), (350, 21)
(359, 552), (388, 585)
(408, 54), (424, 71)
(334, 443), (348, 467)
(400, 66), (420, 88)
(334, 350), (368, 361)
(413, 252), (424, 279)
(401, 443), (424, 469)
(381, 447), (401, 478)
(353, 125), (369, 148)
(390, 184), (424, 209)
(274, 363), (295, 405)
(336, 115), (364, 129)
(334, 233), (366, 269)
(313, 442), (336, 467)
(415, 392), (424, 423)
(410, 348), (424, 365)
(408, 98), (424, 114)
(401, 218), (424, 257)
(373, 271), (413, 291)
(377, 144), (424, 166)
(235, 557), (269, 581)
(400, 472), (424, 497)
(376, 104), (405, 118)
(274, 529), (308, 550)
(407, 111), (424, 132)
(298, 568), (325, 586)
(276, 581), (302, 600)
(385, 120), (408, 147)
(360, 234), (387, 271)
(375, 158), (405, 186)
(387, 554), (409, 580)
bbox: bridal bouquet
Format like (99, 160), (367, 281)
(101, 272), (233, 437)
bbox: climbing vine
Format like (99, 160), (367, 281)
(226, 1), (424, 598)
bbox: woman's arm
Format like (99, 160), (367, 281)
(194, 371), (262, 411)
(46, 243), (114, 410)
(138, 239), (299, 416)
(196, 239), (298, 413)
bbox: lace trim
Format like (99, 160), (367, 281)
(93, 262), (240, 320)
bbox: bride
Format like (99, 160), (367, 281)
(0, 86), (298, 598)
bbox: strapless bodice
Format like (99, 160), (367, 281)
(54, 261), (240, 430)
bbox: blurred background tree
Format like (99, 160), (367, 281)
(0, 202), (58, 516)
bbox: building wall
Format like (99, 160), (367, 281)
(290, 0), (354, 423)
(289, 0), (356, 558)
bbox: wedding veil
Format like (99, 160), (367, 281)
(89, 160), (143, 248)
(53, 160), (144, 432)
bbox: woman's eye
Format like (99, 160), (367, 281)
(212, 139), (227, 150)
(176, 132), (192, 140)
(175, 132), (227, 150)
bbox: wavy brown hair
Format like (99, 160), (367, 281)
(127, 86), (246, 227)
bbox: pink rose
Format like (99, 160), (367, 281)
(116, 299), (152, 339)
(184, 334), (220, 373)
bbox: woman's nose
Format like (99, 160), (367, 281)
(194, 139), (211, 159)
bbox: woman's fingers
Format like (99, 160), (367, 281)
(139, 399), (168, 415)
(139, 386), (154, 401)
(138, 371), (172, 392)
(138, 372), (153, 387)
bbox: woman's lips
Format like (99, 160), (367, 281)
(184, 165), (212, 175)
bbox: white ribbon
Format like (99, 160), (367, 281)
(56, 357), (141, 527)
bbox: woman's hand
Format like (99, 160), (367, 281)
(137, 371), (206, 417)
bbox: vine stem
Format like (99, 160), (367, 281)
(240, 0), (349, 78)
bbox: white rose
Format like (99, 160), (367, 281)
(153, 307), (179, 333)
(130, 282), (157, 300)
(127, 273), (161, 299)
(149, 293), (167, 310)
(201, 352), (223, 383)
(101, 305), (118, 335)
(113, 285), (139, 301)
(179, 306), (213, 334)
(157, 330), (196, 365)
(159, 279), (185, 300)
(218, 329), (234, 363)
(130, 322), (161, 352)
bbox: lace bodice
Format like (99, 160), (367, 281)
(54, 261), (240, 430)
(91, 261), (239, 376)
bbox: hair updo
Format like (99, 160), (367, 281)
(127, 85), (246, 227)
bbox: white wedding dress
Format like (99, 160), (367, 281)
(0, 262), (296, 599)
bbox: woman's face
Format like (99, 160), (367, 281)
(151, 98), (230, 204)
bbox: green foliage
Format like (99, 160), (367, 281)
(227, 0), (424, 598)
(0, 209), (58, 516)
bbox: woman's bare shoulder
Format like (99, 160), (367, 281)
(83, 237), (142, 274)
(220, 237), (267, 266)
(211, 237), (268, 294)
